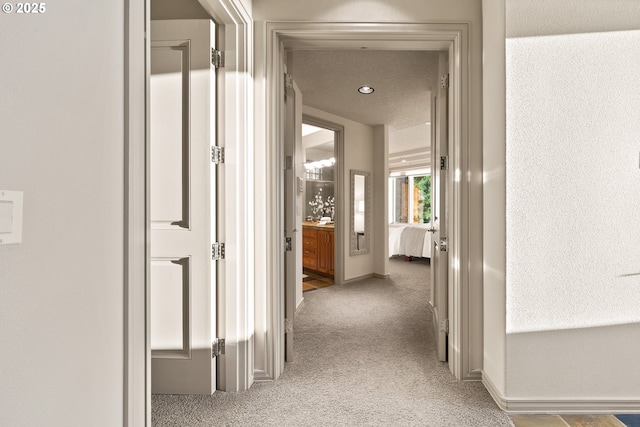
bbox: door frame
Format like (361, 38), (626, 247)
(124, 0), (253, 424)
(255, 21), (479, 383)
(302, 114), (345, 287)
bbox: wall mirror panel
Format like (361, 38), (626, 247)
(350, 170), (370, 256)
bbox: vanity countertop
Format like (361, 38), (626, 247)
(302, 221), (335, 231)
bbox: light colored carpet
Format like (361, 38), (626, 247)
(152, 257), (513, 427)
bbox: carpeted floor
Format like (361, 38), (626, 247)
(152, 257), (513, 426)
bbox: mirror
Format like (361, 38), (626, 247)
(350, 170), (370, 256)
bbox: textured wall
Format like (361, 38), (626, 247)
(504, 0), (640, 402)
(506, 29), (640, 334)
(506, 0), (640, 38)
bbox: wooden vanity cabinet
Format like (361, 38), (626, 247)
(317, 229), (334, 276)
(302, 228), (318, 270)
(302, 226), (334, 278)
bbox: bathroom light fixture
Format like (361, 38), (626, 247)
(358, 86), (374, 94)
(304, 157), (336, 170)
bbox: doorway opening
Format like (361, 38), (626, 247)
(388, 126), (433, 261)
(263, 22), (477, 383)
(281, 46), (449, 370)
(301, 123), (337, 293)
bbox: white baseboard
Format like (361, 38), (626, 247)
(342, 273), (375, 285)
(463, 369), (482, 381)
(482, 371), (640, 414)
(252, 370), (273, 382)
(342, 273), (390, 284)
(482, 372), (508, 410)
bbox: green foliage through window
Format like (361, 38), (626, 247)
(389, 174), (431, 224)
(414, 175), (431, 223)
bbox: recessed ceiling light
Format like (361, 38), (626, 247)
(358, 86), (374, 94)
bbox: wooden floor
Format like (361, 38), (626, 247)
(302, 270), (334, 292)
(510, 414), (640, 427)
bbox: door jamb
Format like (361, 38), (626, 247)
(302, 114), (345, 287)
(258, 21), (476, 383)
(123, 0), (149, 425)
(124, 0), (253, 424)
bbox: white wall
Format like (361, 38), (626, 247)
(152, 0), (253, 20)
(373, 125), (390, 277)
(152, 0), (210, 19)
(253, 0), (480, 22)
(0, 2), (125, 425)
(303, 106), (375, 281)
(494, 0), (640, 408)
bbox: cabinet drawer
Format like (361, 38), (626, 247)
(303, 229), (317, 239)
(303, 255), (317, 269)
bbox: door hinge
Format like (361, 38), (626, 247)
(212, 242), (225, 260)
(212, 146), (225, 164)
(440, 73), (449, 89)
(212, 338), (225, 358)
(284, 73), (293, 89)
(440, 318), (449, 334)
(440, 155), (449, 171)
(285, 155), (293, 170)
(211, 48), (224, 68)
(285, 237), (292, 252)
(284, 318), (293, 334)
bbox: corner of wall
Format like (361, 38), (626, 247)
(481, 0), (507, 399)
(372, 125), (389, 277)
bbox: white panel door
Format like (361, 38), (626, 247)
(150, 19), (217, 395)
(430, 55), (449, 362)
(284, 75), (303, 362)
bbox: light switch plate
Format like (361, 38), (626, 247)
(0, 190), (24, 245)
(297, 177), (304, 195)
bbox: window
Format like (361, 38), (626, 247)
(389, 174), (431, 224)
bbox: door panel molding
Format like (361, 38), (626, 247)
(149, 19), (216, 396)
(150, 257), (190, 358)
(150, 41), (191, 229)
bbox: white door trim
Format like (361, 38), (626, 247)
(198, 0), (254, 394)
(123, 0), (149, 425)
(255, 21), (478, 383)
(302, 114), (345, 287)
(124, 0), (252, 424)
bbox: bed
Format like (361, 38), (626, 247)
(389, 223), (432, 258)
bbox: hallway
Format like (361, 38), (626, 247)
(152, 257), (511, 426)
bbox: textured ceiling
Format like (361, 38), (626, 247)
(291, 50), (439, 130)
